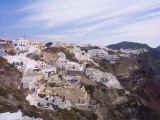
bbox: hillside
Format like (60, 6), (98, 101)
(0, 56), (98, 120)
(0, 40), (160, 120)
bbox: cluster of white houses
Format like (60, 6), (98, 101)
(3, 54), (48, 72)
(0, 39), (127, 110)
(73, 46), (90, 62)
(88, 49), (120, 64)
(56, 51), (86, 72)
(0, 38), (45, 55)
(120, 48), (148, 55)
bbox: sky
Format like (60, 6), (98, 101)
(0, 0), (160, 47)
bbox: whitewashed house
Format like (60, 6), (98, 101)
(3, 55), (25, 72)
(13, 39), (42, 54)
(13, 39), (28, 46)
(56, 55), (86, 72)
(88, 49), (108, 59)
(13, 39), (29, 54)
(88, 49), (120, 64)
(73, 47), (90, 62)
(85, 68), (122, 89)
(43, 66), (57, 77)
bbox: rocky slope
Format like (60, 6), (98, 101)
(0, 57), (23, 113)
(0, 40), (160, 120)
(107, 41), (160, 116)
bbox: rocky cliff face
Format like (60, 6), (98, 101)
(0, 57), (24, 113)
(0, 57), (22, 89)
(106, 42), (160, 117)
(83, 83), (160, 120)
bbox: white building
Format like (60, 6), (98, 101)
(13, 39), (29, 47)
(73, 47), (90, 62)
(88, 49), (120, 64)
(3, 55), (26, 72)
(85, 68), (122, 89)
(13, 39), (29, 54)
(88, 49), (108, 59)
(13, 39), (42, 54)
(120, 48), (148, 55)
(42, 66), (57, 77)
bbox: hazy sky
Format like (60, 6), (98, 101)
(0, 0), (160, 47)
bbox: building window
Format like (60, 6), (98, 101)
(72, 66), (75, 69)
